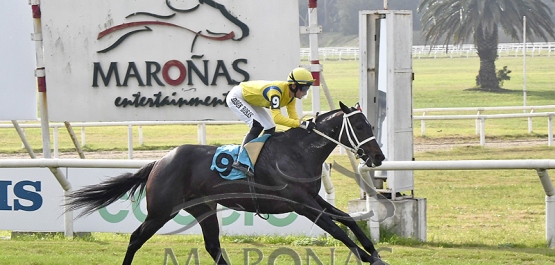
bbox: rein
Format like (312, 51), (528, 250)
(312, 110), (375, 159)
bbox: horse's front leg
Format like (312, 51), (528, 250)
(314, 196), (382, 259)
(292, 198), (388, 265)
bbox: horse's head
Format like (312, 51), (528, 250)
(338, 101), (385, 167)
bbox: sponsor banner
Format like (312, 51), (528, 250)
(0, 168), (65, 232)
(0, 167), (324, 236)
(41, 0), (300, 122)
(0, 1), (37, 120)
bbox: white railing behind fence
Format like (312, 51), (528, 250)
(300, 42), (555, 60)
(0, 121), (243, 159)
(414, 105), (555, 146)
(1, 105), (554, 158)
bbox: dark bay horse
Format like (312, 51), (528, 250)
(65, 102), (387, 265)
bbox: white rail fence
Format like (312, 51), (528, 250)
(0, 158), (554, 247)
(359, 159), (555, 247)
(414, 105), (555, 146)
(0, 121), (243, 159)
(1, 105), (553, 158)
(300, 42), (555, 61)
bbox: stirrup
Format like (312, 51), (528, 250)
(232, 162), (254, 178)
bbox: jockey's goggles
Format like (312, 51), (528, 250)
(299, 84), (312, 92)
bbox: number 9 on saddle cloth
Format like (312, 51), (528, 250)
(210, 134), (271, 180)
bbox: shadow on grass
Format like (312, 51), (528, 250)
(463, 87), (518, 93)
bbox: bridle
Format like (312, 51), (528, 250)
(312, 110), (376, 159)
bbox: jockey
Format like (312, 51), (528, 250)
(226, 67), (317, 176)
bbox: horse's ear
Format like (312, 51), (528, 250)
(355, 102), (362, 112)
(339, 101), (350, 113)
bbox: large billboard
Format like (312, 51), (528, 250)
(41, 0), (300, 122)
(0, 1), (37, 120)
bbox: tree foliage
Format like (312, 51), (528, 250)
(418, 0), (555, 90)
(298, 0), (555, 42)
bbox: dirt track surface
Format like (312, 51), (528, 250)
(0, 139), (548, 160)
(413, 138), (548, 153)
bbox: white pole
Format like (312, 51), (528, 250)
(537, 169), (555, 247)
(53, 126), (59, 158)
(480, 117), (486, 146)
(127, 125), (133, 159)
(523, 16), (527, 111)
(138, 126), (143, 146)
(546, 195), (555, 248)
(548, 115), (553, 147)
(197, 123), (207, 144)
(81, 127), (86, 146)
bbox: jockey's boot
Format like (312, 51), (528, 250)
(232, 134), (255, 178)
(232, 161), (254, 178)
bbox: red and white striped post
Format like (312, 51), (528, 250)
(306, 0), (322, 113)
(30, 1), (51, 159)
(30, 0), (74, 237)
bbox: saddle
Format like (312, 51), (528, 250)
(210, 134), (271, 180)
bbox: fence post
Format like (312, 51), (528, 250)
(139, 126), (143, 146)
(529, 109), (534, 133)
(537, 169), (555, 248)
(420, 112), (426, 136)
(480, 118), (486, 146)
(53, 126), (59, 158)
(81, 126), (86, 147)
(475, 111), (481, 135)
(127, 125), (133, 159)
(548, 115), (553, 147)
(197, 123), (207, 145)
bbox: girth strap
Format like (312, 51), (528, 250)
(246, 172), (269, 220)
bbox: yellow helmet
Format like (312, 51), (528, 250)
(287, 67), (314, 86)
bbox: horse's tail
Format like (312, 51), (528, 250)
(65, 161), (156, 218)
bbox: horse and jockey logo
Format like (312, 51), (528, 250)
(96, 0), (250, 58)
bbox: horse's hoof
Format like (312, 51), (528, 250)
(371, 259), (389, 265)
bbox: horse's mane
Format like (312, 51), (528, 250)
(314, 108), (343, 124)
(270, 108), (344, 139)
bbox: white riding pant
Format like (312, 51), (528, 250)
(226, 85), (275, 130)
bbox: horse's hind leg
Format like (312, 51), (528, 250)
(314, 196), (382, 258)
(186, 203), (227, 265)
(122, 213), (177, 265)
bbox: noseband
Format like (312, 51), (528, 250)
(312, 110), (375, 159)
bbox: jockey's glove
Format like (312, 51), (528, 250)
(300, 120), (316, 133)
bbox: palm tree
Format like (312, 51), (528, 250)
(418, 0), (555, 91)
